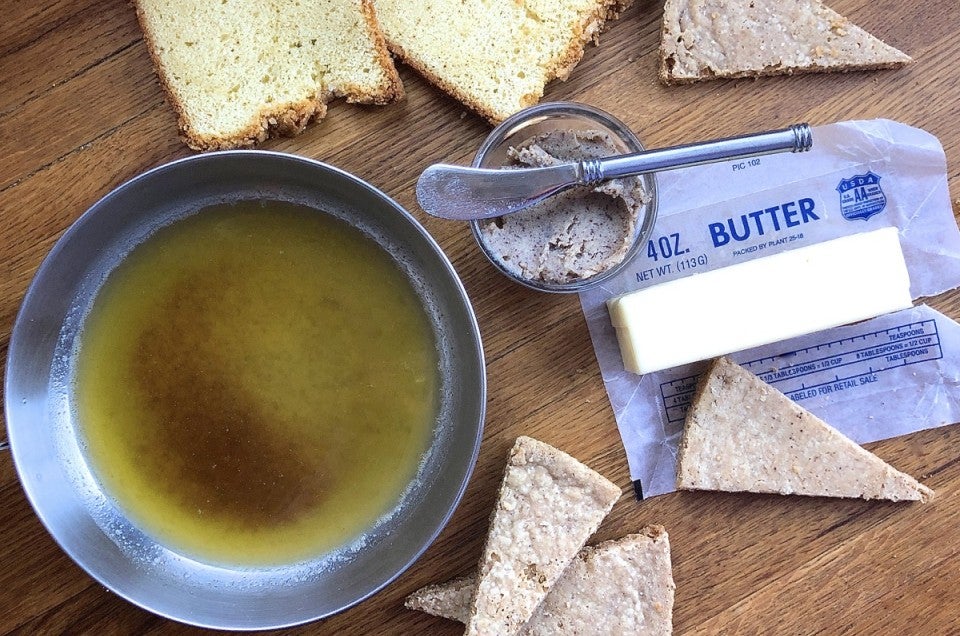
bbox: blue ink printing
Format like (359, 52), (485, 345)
(837, 171), (887, 221)
(707, 197), (819, 247)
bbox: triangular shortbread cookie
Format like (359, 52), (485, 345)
(659, 0), (911, 84)
(677, 357), (933, 502)
(406, 573), (475, 623)
(407, 527), (675, 635)
(463, 436), (622, 636)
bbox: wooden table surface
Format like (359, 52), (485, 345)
(3, 1), (960, 634)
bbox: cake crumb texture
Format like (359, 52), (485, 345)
(375, 0), (633, 122)
(135, 0), (402, 149)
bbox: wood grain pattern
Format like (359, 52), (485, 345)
(2, 1), (959, 634)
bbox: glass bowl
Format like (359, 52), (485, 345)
(470, 102), (658, 293)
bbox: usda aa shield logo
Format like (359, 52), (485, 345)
(836, 171), (887, 221)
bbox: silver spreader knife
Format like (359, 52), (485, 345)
(416, 123), (813, 221)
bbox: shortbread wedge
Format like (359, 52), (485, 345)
(677, 357), (933, 502)
(407, 527), (675, 635)
(464, 436), (622, 636)
(660, 0), (911, 84)
(374, 0), (632, 123)
(405, 573), (475, 623)
(134, 0), (402, 150)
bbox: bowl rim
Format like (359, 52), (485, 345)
(4, 150), (486, 630)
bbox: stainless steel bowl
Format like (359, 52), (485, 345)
(470, 102), (659, 293)
(4, 151), (486, 630)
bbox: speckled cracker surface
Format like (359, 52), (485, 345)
(404, 573), (476, 623)
(659, 0), (911, 84)
(407, 527), (675, 635)
(525, 527), (674, 635)
(464, 436), (622, 636)
(677, 357), (933, 502)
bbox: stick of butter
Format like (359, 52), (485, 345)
(607, 227), (912, 375)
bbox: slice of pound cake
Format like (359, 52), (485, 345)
(134, 0), (402, 150)
(659, 0), (911, 84)
(374, 0), (632, 123)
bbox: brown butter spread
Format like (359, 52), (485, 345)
(479, 129), (648, 285)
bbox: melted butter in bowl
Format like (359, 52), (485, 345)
(8, 151), (484, 629)
(74, 200), (438, 567)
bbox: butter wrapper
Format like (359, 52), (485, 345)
(579, 120), (960, 498)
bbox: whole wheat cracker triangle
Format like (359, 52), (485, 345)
(406, 573), (475, 624)
(659, 0), (911, 84)
(463, 436), (622, 636)
(406, 527), (675, 635)
(677, 357), (933, 502)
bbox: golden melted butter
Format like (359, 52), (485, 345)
(74, 201), (438, 566)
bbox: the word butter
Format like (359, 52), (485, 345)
(708, 197), (819, 247)
(607, 228), (912, 375)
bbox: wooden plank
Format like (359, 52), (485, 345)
(1, 0), (960, 633)
(682, 448), (960, 634)
(0, 45), (163, 191)
(11, 583), (167, 635)
(0, 0), (99, 57)
(0, 469), (96, 633)
(0, 106), (185, 311)
(0, 0), (141, 115)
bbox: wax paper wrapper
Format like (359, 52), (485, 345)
(579, 120), (960, 498)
